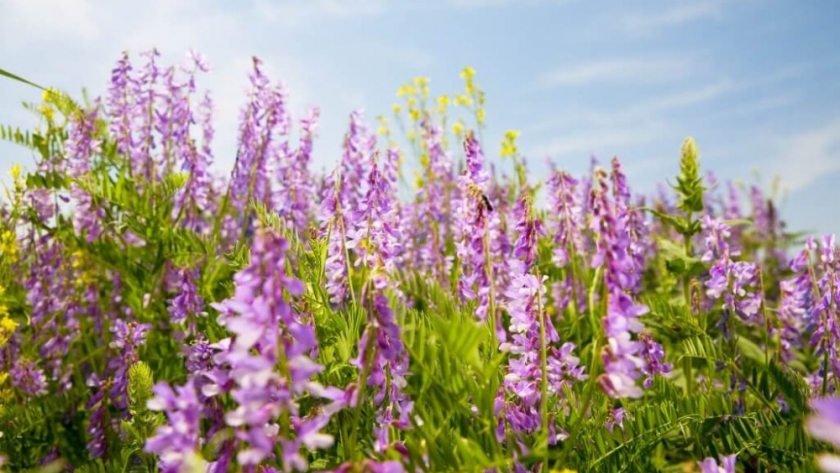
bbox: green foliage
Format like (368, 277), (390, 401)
(399, 275), (508, 472)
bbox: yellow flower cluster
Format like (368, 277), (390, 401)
(72, 249), (97, 288)
(452, 120), (465, 138)
(500, 130), (521, 158)
(0, 293), (16, 347)
(39, 87), (59, 123)
(461, 67), (476, 95)
(0, 231), (17, 264)
(0, 285), (18, 410)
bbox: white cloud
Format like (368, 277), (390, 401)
(770, 119), (840, 193)
(623, 1), (724, 32)
(529, 119), (669, 158)
(524, 81), (733, 138)
(537, 57), (698, 88)
(251, 0), (387, 27)
(0, 0), (100, 43)
(446, 0), (568, 8)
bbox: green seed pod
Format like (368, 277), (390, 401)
(127, 361), (154, 412)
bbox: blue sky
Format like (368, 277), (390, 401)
(1, 0), (838, 237)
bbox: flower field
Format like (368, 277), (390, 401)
(0, 50), (839, 473)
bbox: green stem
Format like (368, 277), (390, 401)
(682, 215), (695, 395)
(483, 224), (497, 339)
(346, 278), (377, 459)
(536, 266), (549, 473)
(557, 267), (603, 468)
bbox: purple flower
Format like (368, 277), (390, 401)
(346, 148), (403, 279)
(23, 236), (77, 390)
(407, 120), (457, 281)
(701, 215), (763, 330)
(498, 274), (585, 439)
(273, 106), (319, 235)
(145, 380), (206, 473)
(222, 56), (292, 244)
(65, 108), (105, 242)
(167, 266), (205, 327)
(108, 320), (152, 410)
(589, 166), (668, 398)
(546, 170), (584, 268)
(510, 189), (543, 274)
(777, 238), (818, 360)
(10, 359), (47, 397)
(606, 407), (625, 432)
(320, 170), (351, 305)
(85, 375), (109, 458)
(808, 397), (840, 450)
(697, 454), (736, 473)
(210, 228), (346, 469)
(639, 332), (672, 388)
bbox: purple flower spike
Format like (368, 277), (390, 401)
(209, 227), (346, 470)
(145, 380), (206, 473)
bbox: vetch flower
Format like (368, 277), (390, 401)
(145, 380), (206, 473)
(210, 227), (346, 469)
(697, 454), (736, 473)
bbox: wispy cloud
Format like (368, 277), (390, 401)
(536, 56), (698, 88)
(623, 1), (728, 33)
(446, 0), (569, 8)
(529, 119), (669, 158)
(770, 119), (840, 193)
(524, 81), (733, 137)
(624, 2), (723, 32)
(0, 0), (101, 43)
(250, 0), (387, 27)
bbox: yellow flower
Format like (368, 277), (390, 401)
(420, 153), (430, 168)
(376, 115), (390, 136)
(460, 67), (476, 80)
(500, 130), (521, 158)
(392, 103), (402, 115)
(452, 121), (464, 136)
(0, 231), (17, 261)
(407, 130), (415, 142)
(455, 95), (473, 107)
(437, 95), (450, 114)
(476, 108), (485, 125)
(413, 77), (431, 98)
(39, 104), (55, 122)
(71, 250), (86, 270)
(397, 84), (415, 98)
(409, 108), (420, 122)
(0, 317), (17, 347)
(10, 164), (21, 180)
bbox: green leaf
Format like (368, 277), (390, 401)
(736, 337), (767, 365)
(658, 239), (705, 278)
(0, 67), (46, 90)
